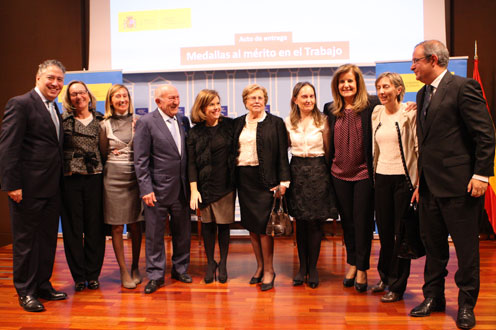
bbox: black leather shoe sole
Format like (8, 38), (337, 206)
(171, 273), (193, 283)
(75, 282), (86, 292)
(87, 280), (100, 290)
(144, 280), (164, 294)
(456, 308), (475, 329)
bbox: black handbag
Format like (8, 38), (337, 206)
(395, 123), (426, 259)
(266, 195), (293, 237)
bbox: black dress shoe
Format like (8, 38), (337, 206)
(456, 307), (476, 329)
(75, 282), (86, 292)
(87, 280), (100, 290)
(144, 279), (164, 294)
(354, 280), (368, 292)
(38, 288), (67, 301)
(308, 281), (319, 289)
(261, 273), (276, 291)
(371, 280), (386, 293)
(409, 297), (446, 317)
(171, 272), (193, 283)
(19, 295), (44, 312)
(343, 276), (356, 287)
(380, 291), (403, 303)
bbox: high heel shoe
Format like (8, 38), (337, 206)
(354, 279), (368, 292)
(261, 273), (276, 291)
(292, 271), (306, 286)
(204, 261), (218, 284)
(249, 268), (263, 284)
(343, 275), (356, 287)
(308, 269), (319, 289)
(218, 263), (227, 283)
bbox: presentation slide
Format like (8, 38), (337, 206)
(109, 0), (426, 72)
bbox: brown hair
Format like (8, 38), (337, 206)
(62, 80), (97, 112)
(289, 82), (323, 129)
(190, 89), (221, 124)
(330, 64), (369, 116)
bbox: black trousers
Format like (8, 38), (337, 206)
(61, 174), (105, 283)
(374, 174), (412, 293)
(9, 194), (60, 296)
(419, 178), (482, 308)
(332, 176), (374, 271)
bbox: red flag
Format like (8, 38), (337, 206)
(473, 42), (496, 234)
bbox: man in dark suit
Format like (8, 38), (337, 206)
(409, 40), (495, 330)
(134, 84), (191, 294)
(0, 59), (68, 312)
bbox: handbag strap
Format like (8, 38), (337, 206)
(395, 122), (414, 192)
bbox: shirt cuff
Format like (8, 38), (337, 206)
(280, 181), (290, 188)
(472, 174), (489, 183)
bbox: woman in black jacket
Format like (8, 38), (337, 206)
(234, 84), (290, 291)
(187, 89), (235, 284)
(324, 64), (380, 293)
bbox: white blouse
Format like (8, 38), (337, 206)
(237, 112), (267, 166)
(285, 116), (325, 157)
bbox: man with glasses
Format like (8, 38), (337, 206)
(0, 59), (67, 312)
(134, 84), (192, 294)
(409, 40), (495, 330)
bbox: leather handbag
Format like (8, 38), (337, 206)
(395, 123), (426, 259)
(266, 195), (292, 237)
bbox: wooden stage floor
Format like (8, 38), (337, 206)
(0, 236), (495, 329)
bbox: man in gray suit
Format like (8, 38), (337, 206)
(134, 84), (191, 294)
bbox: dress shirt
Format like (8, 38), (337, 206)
(157, 108), (181, 155)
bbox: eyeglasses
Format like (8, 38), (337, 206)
(412, 56), (430, 64)
(247, 96), (265, 102)
(69, 90), (88, 97)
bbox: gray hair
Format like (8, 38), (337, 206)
(37, 59), (66, 76)
(415, 40), (449, 67)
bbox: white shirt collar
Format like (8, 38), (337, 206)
(34, 86), (50, 104)
(430, 69), (448, 90)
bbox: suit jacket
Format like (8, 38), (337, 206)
(133, 109), (189, 204)
(0, 89), (63, 198)
(324, 95), (380, 183)
(417, 72), (495, 198)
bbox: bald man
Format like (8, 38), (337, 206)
(134, 85), (191, 294)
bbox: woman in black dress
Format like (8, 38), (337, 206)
(187, 89), (235, 284)
(234, 84), (290, 291)
(285, 82), (337, 289)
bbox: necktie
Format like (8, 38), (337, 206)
(46, 101), (60, 139)
(168, 117), (181, 155)
(420, 85), (433, 129)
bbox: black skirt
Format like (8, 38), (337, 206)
(237, 166), (274, 234)
(287, 156), (338, 221)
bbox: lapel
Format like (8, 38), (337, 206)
(152, 109), (180, 157)
(54, 102), (64, 146)
(30, 90), (59, 142)
(421, 72), (452, 141)
(417, 86), (426, 145)
(177, 114), (186, 158)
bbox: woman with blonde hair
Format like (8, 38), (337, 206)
(99, 84), (143, 289)
(61, 80), (105, 291)
(234, 84), (290, 291)
(187, 89), (235, 284)
(371, 72), (418, 302)
(324, 64), (380, 292)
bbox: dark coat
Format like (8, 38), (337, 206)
(187, 117), (235, 207)
(324, 95), (380, 184)
(416, 72), (495, 197)
(233, 112), (290, 188)
(0, 89), (63, 198)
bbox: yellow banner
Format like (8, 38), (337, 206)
(58, 83), (112, 103)
(118, 8), (192, 32)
